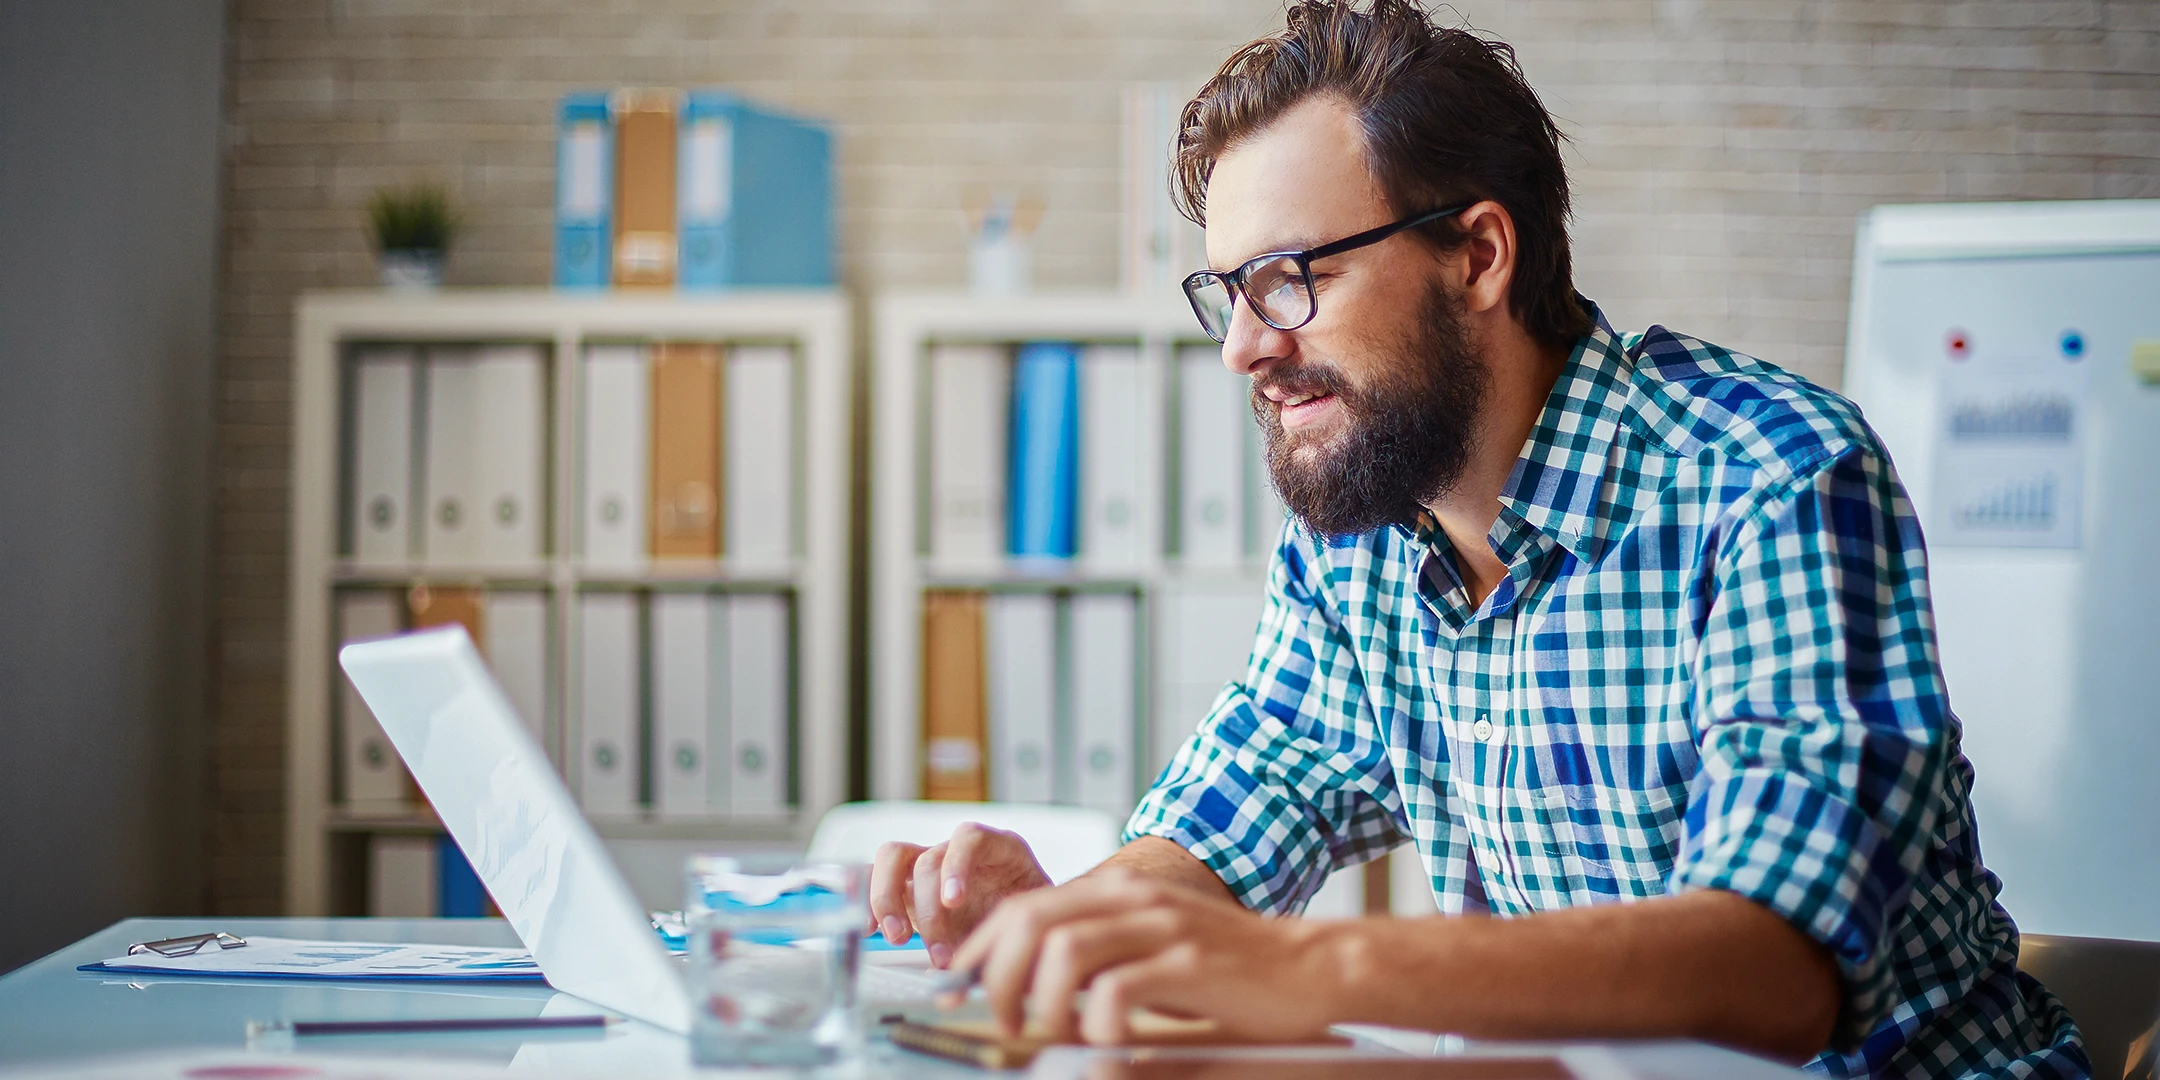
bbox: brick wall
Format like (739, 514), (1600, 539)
(209, 0), (2159, 911)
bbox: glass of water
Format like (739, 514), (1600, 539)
(685, 855), (868, 1069)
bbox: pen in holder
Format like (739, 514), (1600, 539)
(965, 190), (1042, 297)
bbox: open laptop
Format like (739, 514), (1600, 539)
(340, 626), (695, 1033)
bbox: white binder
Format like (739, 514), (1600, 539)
(576, 592), (641, 818)
(727, 592), (790, 815)
(582, 345), (649, 567)
(724, 345), (795, 567)
(337, 591), (408, 812)
(987, 591), (1057, 804)
(1080, 345), (1147, 570)
(472, 345), (546, 563)
(1177, 345), (1247, 566)
(349, 347), (415, 566)
(368, 835), (437, 918)
(651, 591), (715, 817)
(421, 348), (482, 563)
(1153, 583), (1264, 774)
(929, 344), (1010, 569)
(1071, 591), (1138, 817)
(485, 590), (549, 745)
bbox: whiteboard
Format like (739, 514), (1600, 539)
(1843, 200), (2160, 942)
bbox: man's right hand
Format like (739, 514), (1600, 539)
(869, 823), (1053, 967)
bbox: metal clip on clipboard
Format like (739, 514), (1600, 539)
(127, 932), (247, 958)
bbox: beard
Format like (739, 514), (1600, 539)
(1253, 283), (1489, 538)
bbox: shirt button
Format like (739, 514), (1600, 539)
(1472, 715), (1495, 742)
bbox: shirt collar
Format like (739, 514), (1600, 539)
(1493, 301), (1633, 563)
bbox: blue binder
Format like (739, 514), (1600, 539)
(553, 91), (613, 289)
(1008, 343), (1081, 560)
(678, 90), (835, 288)
(437, 836), (490, 917)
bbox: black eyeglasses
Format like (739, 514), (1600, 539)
(1181, 204), (1471, 343)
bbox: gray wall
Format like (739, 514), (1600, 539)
(0, 3), (225, 972)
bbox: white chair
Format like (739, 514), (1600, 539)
(2018, 934), (2160, 1080)
(806, 801), (1124, 885)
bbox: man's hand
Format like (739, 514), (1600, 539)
(945, 868), (1339, 1045)
(868, 823), (1052, 966)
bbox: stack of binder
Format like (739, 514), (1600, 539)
(580, 343), (796, 568)
(576, 589), (792, 822)
(347, 344), (547, 569)
(554, 88), (834, 290)
(921, 589), (1141, 817)
(925, 341), (1281, 573)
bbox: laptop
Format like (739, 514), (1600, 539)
(340, 626), (694, 1033)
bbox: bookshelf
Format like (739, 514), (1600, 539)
(867, 291), (1281, 812)
(285, 288), (850, 916)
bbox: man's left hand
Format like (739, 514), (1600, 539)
(944, 867), (1340, 1045)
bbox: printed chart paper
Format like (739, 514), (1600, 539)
(80, 936), (541, 981)
(1931, 352), (2089, 549)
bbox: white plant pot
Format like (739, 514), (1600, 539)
(379, 249), (445, 290)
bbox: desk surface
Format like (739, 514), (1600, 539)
(0, 918), (1799, 1079)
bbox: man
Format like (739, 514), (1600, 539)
(872, 3), (2084, 1075)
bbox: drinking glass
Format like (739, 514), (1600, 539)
(684, 855), (868, 1068)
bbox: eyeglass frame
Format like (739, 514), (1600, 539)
(1180, 203), (1473, 344)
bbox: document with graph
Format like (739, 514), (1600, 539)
(78, 936), (544, 982)
(1930, 350), (2089, 549)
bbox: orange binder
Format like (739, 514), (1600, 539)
(405, 583), (487, 649)
(612, 90), (678, 287)
(921, 590), (989, 801)
(650, 343), (722, 558)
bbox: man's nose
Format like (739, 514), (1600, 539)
(1218, 294), (1293, 377)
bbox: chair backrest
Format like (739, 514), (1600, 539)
(2019, 933), (2160, 1080)
(807, 801), (1124, 885)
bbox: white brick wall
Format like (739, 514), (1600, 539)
(207, 0), (2159, 911)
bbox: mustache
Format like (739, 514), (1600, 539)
(1251, 359), (1355, 409)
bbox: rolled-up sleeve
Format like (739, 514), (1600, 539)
(1124, 528), (1407, 914)
(1670, 442), (1953, 1051)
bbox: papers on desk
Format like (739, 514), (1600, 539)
(77, 936), (545, 982)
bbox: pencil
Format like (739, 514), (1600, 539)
(264, 1015), (616, 1037)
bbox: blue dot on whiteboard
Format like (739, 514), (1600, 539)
(2061, 330), (2085, 359)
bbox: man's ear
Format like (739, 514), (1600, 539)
(1451, 200), (1518, 318)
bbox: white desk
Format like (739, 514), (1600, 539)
(0, 918), (1800, 1078)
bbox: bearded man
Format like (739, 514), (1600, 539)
(869, 3), (2084, 1075)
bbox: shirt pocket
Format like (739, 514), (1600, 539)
(1500, 783), (1685, 907)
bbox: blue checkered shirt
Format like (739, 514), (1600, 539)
(1127, 306), (2085, 1078)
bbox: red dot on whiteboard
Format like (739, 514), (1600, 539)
(1945, 329), (1970, 359)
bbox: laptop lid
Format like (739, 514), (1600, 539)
(339, 626), (694, 1034)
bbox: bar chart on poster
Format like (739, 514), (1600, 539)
(1844, 200), (2160, 942)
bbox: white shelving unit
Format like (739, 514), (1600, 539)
(286, 288), (850, 915)
(868, 291), (1279, 807)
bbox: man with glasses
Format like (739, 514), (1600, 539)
(869, 2), (2083, 1075)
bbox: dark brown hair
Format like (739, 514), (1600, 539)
(1172, 0), (1592, 348)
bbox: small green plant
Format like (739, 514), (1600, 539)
(366, 184), (456, 253)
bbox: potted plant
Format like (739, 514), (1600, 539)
(367, 184), (456, 289)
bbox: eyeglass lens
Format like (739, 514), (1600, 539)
(1185, 254), (1316, 343)
(1242, 255), (1312, 329)
(1187, 276), (1236, 341)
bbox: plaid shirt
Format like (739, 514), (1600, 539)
(1127, 306), (2085, 1079)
